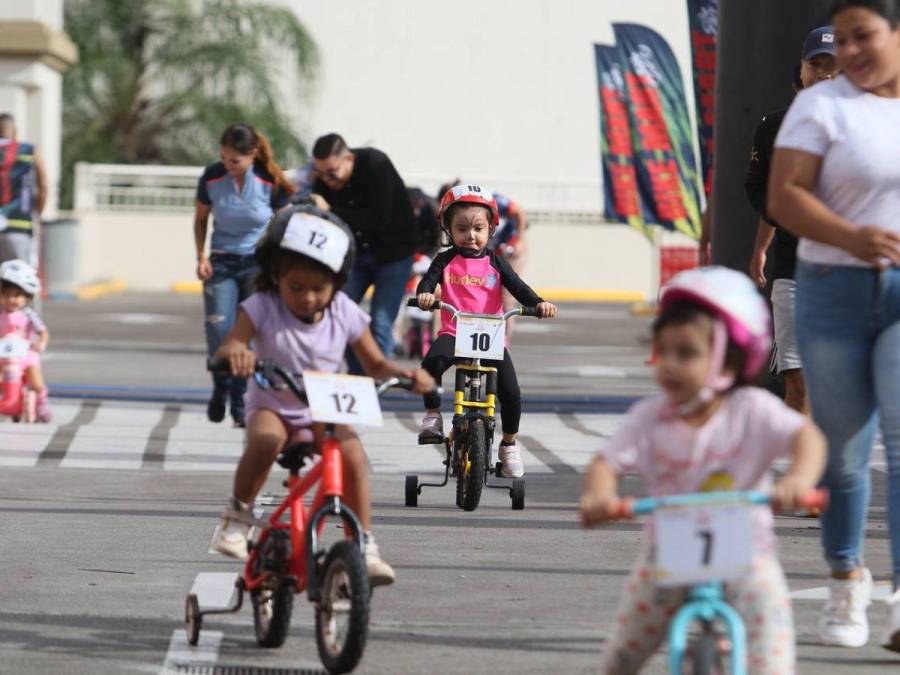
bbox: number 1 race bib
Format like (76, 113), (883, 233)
(654, 503), (753, 587)
(302, 371), (383, 427)
(454, 315), (505, 361)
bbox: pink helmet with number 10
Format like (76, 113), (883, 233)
(659, 266), (772, 381)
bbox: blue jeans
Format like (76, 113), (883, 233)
(203, 253), (258, 408)
(795, 261), (900, 587)
(343, 250), (413, 375)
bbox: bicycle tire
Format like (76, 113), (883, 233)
(251, 532), (293, 648)
(691, 631), (724, 675)
(459, 419), (487, 511)
(315, 540), (370, 674)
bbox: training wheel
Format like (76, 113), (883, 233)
(405, 475), (419, 507)
(185, 593), (202, 645)
(511, 479), (525, 511)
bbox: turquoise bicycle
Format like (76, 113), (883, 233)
(600, 489), (827, 675)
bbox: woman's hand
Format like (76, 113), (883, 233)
(580, 493), (629, 526)
(844, 225), (900, 269)
(536, 301), (557, 318)
(417, 292), (437, 310)
(409, 368), (436, 395)
(197, 255), (213, 281)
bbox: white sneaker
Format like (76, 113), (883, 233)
(364, 534), (395, 588)
(881, 588), (900, 653)
(818, 568), (873, 647)
(499, 443), (524, 478)
(209, 499), (253, 560)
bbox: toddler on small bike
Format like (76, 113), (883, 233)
(580, 266), (827, 674)
(210, 204), (434, 587)
(415, 184), (555, 478)
(0, 259), (51, 422)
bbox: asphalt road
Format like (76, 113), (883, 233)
(0, 292), (895, 674)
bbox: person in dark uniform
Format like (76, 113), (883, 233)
(745, 26), (839, 414)
(309, 133), (417, 374)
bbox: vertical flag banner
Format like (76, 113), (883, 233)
(594, 44), (651, 236)
(687, 0), (718, 197)
(612, 23), (702, 239)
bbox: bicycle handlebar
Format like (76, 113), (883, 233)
(207, 357), (440, 401)
(406, 297), (541, 319)
(601, 488), (830, 522)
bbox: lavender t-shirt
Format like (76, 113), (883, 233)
(242, 290), (370, 425)
(602, 387), (805, 553)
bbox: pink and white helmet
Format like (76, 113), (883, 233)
(659, 266), (772, 379)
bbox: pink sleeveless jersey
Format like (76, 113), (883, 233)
(437, 254), (504, 338)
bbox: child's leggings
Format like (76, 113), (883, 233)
(601, 551), (795, 675)
(421, 333), (521, 434)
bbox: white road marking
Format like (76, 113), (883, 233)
(541, 365), (630, 378)
(791, 580), (894, 601)
(159, 628), (222, 675)
(60, 405), (162, 469)
(98, 312), (186, 325)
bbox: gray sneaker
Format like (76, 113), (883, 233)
(418, 411), (444, 444)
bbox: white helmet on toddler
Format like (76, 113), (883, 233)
(659, 266), (771, 378)
(0, 259), (40, 296)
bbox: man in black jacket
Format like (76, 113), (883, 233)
(745, 26), (838, 413)
(310, 133), (417, 372)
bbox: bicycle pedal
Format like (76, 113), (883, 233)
(418, 434), (444, 445)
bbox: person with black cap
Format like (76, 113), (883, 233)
(745, 26), (839, 414)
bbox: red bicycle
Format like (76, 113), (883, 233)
(186, 359), (424, 674)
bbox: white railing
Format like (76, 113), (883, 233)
(73, 162), (609, 224)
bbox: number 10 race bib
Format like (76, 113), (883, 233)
(654, 503), (753, 587)
(454, 315), (505, 361)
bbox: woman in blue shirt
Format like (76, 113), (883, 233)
(194, 123), (293, 426)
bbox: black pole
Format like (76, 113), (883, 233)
(711, 0), (832, 271)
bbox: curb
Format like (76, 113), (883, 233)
(172, 280), (202, 294)
(48, 279), (128, 301)
(630, 301), (657, 317)
(169, 280), (646, 304)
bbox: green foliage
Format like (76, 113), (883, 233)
(61, 0), (318, 207)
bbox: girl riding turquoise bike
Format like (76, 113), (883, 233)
(581, 266), (827, 674)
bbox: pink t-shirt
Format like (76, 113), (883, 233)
(241, 290), (370, 426)
(0, 308), (45, 369)
(602, 387), (806, 552)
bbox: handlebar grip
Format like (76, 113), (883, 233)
(207, 357), (230, 373)
(406, 297), (441, 311)
(520, 306), (540, 317)
(798, 488), (829, 512)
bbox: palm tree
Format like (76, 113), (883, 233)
(60, 0), (318, 206)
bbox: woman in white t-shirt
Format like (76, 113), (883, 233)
(769, 0), (900, 653)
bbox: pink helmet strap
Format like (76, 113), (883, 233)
(673, 318), (734, 417)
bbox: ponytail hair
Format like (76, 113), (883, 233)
(219, 123), (296, 196)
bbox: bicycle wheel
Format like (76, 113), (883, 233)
(315, 540), (370, 674)
(251, 532), (293, 648)
(691, 631), (724, 675)
(457, 419), (486, 512)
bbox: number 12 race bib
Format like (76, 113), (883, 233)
(302, 371), (383, 427)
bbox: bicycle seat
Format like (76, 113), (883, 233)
(276, 427), (316, 472)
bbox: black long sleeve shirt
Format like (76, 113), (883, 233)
(313, 147), (417, 263)
(744, 108), (798, 281)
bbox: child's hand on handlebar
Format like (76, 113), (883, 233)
(221, 345), (256, 378)
(771, 474), (818, 512)
(408, 368), (436, 395)
(417, 293), (437, 311)
(536, 301), (557, 319)
(580, 492), (629, 526)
